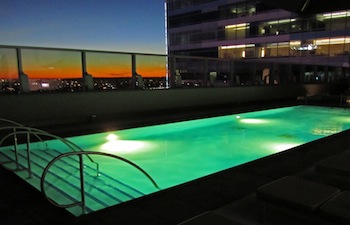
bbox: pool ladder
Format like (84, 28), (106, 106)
(0, 124), (100, 177)
(0, 118), (160, 215)
(40, 151), (160, 215)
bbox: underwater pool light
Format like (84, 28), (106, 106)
(240, 118), (268, 124)
(273, 143), (299, 152)
(106, 134), (118, 141)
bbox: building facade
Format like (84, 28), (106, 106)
(166, 0), (350, 85)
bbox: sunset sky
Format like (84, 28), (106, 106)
(0, 0), (166, 54)
(0, 0), (167, 79)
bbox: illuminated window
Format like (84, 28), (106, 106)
(322, 11), (350, 19)
(219, 44), (255, 59)
(225, 23), (250, 39)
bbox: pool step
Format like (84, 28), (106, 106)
(41, 150), (145, 203)
(28, 150), (116, 211)
(0, 148), (146, 216)
(44, 150), (145, 199)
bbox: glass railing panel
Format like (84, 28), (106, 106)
(135, 54), (168, 89)
(86, 52), (132, 90)
(208, 59), (231, 87)
(0, 47), (20, 93)
(174, 57), (205, 87)
(234, 61), (252, 85)
(21, 49), (83, 92)
(277, 64), (291, 84)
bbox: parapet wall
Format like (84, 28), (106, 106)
(0, 84), (335, 126)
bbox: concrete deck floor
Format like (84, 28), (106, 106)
(1, 100), (349, 225)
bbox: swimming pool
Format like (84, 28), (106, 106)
(1, 105), (350, 216)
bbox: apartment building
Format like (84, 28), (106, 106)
(166, 0), (350, 84)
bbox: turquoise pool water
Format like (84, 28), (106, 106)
(71, 105), (350, 189)
(1, 105), (350, 215)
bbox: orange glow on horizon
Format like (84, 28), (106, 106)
(1, 49), (167, 79)
(22, 66), (167, 79)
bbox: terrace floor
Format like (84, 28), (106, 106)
(1, 99), (349, 225)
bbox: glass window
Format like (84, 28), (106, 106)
(331, 17), (346, 30)
(347, 11), (350, 29)
(249, 22), (259, 37)
(315, 40), (330, 56)
(345, 38), (350, 54)
(236, 4), (247, 17)
(255, 2), (277, 13)
(266, 43), (278, 57)
(277, 43), (290, 56)
(189, 30), (202, 43)
(290, 19), (302, 33)
(329, 43), (345, 56)
(245, 46), (256, 58)
(290, 40), (301, 56)
(225, 23), (249, 40)
(247, 3), (256, 15)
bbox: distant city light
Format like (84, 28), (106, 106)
(41, 83), (50, 88)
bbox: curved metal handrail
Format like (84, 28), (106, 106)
(0, 128), (100, 177)
(40, 151), (160, 215)
(0, 118), (24, 127)
(0, 126), (47, 145)
(0, 119), (47, 143)
(0, 126), (45, 173)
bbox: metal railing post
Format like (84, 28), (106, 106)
(26, 132), (32, 178)
(82, 51), (94, 91)
(13, 128), (20, 169)
(131, 54), (137, 89)
(16, 48), (30, 93)
(78, 154), (86, 214)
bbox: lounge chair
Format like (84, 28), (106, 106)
(315, 154), (350, 189)
(256, 176), (348, 224)
(320, 191), (350, 224)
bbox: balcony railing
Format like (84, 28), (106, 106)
(0, 45), (349, 93)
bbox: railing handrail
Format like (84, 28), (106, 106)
(0, 128), (100, 176)
(0, 44), (232, 61)
(40, 151), (159, 215)
(0, 126), (48, 143)
(0, 118), (24, 127)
